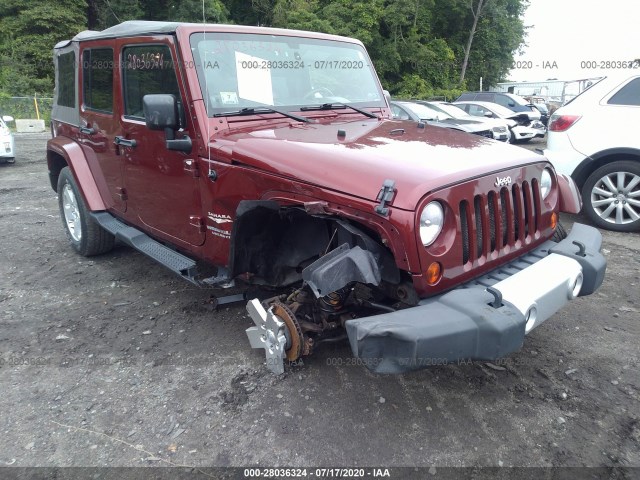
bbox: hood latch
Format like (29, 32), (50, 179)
(374, 179), (396, 217)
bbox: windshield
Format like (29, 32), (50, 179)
(506, 94), (529, 106)
(427, 102), (469, 119)
(189, 32), (385, 116)
(403, 102), (450, 120)
(463, 102), (516, 118)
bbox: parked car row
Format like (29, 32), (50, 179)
(389, 100), (505, 140)
(456, 91), (550, 126)
(390, 96), (545, 145)
(453, 101), (546, 143)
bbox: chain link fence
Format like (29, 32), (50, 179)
(0, 96), (53, 124)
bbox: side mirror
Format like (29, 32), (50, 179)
(508, 102), (515, 107)
(484, 112), (493, 118)
(383, 89), (391, 104)
(143, 94), (191, 153)
(143, 94), (179, 130)
(2, 115), (14, 123)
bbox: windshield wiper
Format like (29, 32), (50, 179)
(300, 102), (378, 119)
(213, 107), (310, 123)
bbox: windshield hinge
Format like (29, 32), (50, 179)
(374, 179), (396, 217)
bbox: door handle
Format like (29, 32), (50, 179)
(79, 127), (95, 135)
(114, 136), (137, 148)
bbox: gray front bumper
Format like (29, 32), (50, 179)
(346, 223), (606, 374)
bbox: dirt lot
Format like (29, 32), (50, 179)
(0, 134), (638, 474)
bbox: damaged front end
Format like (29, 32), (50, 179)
(244, 222), (414, 374)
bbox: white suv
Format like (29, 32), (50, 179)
(544, 74), (640, 232)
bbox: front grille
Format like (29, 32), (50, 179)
(492, 126), (507, 133)
(459, 180), (541, 264)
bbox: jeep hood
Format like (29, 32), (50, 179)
(210, 118), (543, 210)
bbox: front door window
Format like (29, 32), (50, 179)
(122, 45), (181, 118)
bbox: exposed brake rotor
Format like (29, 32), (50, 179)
(271, 301), (304, 362)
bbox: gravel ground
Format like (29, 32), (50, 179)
(0, 134), (638, 475)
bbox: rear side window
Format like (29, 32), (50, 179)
(122, 45), (181, 118)
(57, 52), (76, 108)
(467, 104), (489, 116)
(607, 78), (640, 106)
(83, 48), (114, 113)
(494, 95), (513, 107)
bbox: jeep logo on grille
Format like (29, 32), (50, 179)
(495, 176), (512, 187)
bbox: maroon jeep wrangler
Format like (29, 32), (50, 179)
(47, 21), (606, 374)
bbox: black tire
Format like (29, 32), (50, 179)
(582, 160), (640, 232)
(57, 166), (115, 256)
(552, 221), (567, 242)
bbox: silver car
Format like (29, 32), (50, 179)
(425, 101), (511, 142)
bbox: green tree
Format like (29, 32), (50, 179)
(271, 0), (334, 32)
(94, 0), (227, 29)
(0, 0), (86, 95)
(465, 0), (528, 88)
(225, 0), (275, 26)
(0, 0), (530, 99)
(432, 0), (528, 89)
(459, 0), (489, 84)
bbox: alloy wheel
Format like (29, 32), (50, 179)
(590, 171), (640, 225)
(62, 183), (82, 241)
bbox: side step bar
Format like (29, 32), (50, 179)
(91, 212), (199, 284)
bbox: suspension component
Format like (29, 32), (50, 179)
(319, 287), (350, 312)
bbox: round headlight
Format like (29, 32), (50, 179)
(420, 201), (444, 246)
(541, 168), (552, 199)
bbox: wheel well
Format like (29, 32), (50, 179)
(229, 201), (401, 289)
(47, 150), (68, 193)
(572, 151), (640, 191)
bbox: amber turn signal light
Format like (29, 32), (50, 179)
(426, 262), (442, 286)
(550, 212), (558, 230)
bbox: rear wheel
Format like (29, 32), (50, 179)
(57, 167), (115, 256)
(582, 161), (640, 232)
